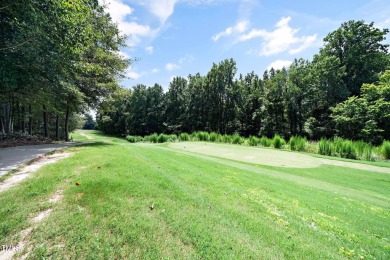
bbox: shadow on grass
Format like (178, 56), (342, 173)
(77, 141), (114, 148)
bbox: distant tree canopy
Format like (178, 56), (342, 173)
(0, 0), (130, 140)
(97, 20), (389, 144)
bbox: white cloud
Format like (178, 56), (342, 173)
(152, 68), (160, 73)
(145, 46), (154, 54)
(139, 0), (178, 25)
(267, 60), (293, 71)
(127, 68), (143, 79)
(100, 0), (158, 45)
(238, 17), (317, 56)
(212, 20), (250, 41)
(166, 63), (181, 71)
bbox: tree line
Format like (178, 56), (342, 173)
(0, 0), (129, 140)
(97, 20), (389, 144)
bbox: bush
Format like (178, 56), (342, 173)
(289, 136), (307, 151)
(126, 135), (142, 143)
(259, 136), (271, 147)
(318, 138), (333, 156)
(381, 140), (390, 160)
(333, 138), (357, 159)
(232, 134), (244, 144)
(196, 131), (209, 141)
(145, 133), (158, 143)
(168, 134), (178, 142)
(248, 136), (260, 146)
(157, 134), (169, 143)
(273, 134), (285, 149)
(209, 132), (220, 142)
(179, 133), (190, 141)
(222, 134), (232, 143)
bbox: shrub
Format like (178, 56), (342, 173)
(222, 134), (232, 143)
(273, 134), (285, 149)
(337, 139), (357, 159)
(168, 134), (178, 142)
(259, 136), (271, 147)
(179, 133), (190, 141)
(381, 140), (390, 160)
(157, 134), (169, 143)
(126, 135), (142, 143)
(248, 136), (260, 146)
(318, 138), (333, 156)
(289, 136), (307, 151)
(209, 132), (219, 142)
(145, 133), (158, 143)
(196, 131), (209, 141)
(232, 134), (244, 144)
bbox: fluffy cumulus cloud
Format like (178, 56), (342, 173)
(214, 16), (317, 56)
(100, 0), (159, 45)
(266, 60), (293, 71)
(239, 17), (317, 56)
(212, 20), (250, 41)
(143, 0), (178, 24)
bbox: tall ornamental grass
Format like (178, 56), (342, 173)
(382, 141), (390, 160)
(289, 136), (307, 151)
(273, 134), (285, 149)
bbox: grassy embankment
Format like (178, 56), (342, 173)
(0, 130), (389, 259)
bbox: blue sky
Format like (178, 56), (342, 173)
(101, 0), (390, 90)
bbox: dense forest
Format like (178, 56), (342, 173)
(97, 21), (389, 144)
(0, 0), (129, 140)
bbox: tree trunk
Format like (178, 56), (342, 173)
(56, 114), (60, 140)
(21, 106), (26, 133)
(64, 104), (70, 141)
(28, 105), (33, 135)
(43, 104), (49, 137)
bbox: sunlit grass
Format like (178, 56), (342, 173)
(0, 130), (389, 259)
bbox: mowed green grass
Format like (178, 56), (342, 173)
(0, 130), (389, 259)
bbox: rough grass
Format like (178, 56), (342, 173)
(0, 130), (389, 259)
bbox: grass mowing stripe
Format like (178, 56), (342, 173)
(149, 143), (390, 208)
(127, 144), (389, 258)
(1, 130), (389, 259)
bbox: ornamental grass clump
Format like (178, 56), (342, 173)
(179, 133), (190, 141)
(145, 133), (158, 143)
(248, 136), (260, 146)
(232, 134), (244, 144)
(318, 138), (333, 156)
(259, 136), (272, 147)
(222, 134), (232, 143)
(273, 134), (285, 149)
(168, 134), (178, 142)
(381, 140), (390, 160)
(289, 136), (307, 151)
(157, 134), (169, 143)
(126, 135), (143, 143)
(196, 131), (210, 141)
(209, 132), (220, 142)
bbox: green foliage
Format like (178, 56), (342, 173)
(157, 134), (169, 143)
(289, 136), (307, 151)
(126, 135), (143, 143)
(196, 131), (210, 141)
(222, 134), (232, 143)
(382, 141), (390, 160)
(145, 133), (159, 143)
(168, 134), (178, 142)
(232, 134), (244, 144)
(248, 136), (260, 146)
(319, 138), (333, 156)
(273, 134), (285, 149)
(259, 136), (272, 147)
(179, 133), (190, 141)
(209, 132), (220, 142)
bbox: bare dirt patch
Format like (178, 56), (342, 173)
(167, 142), (390, 173)
(0, 153), (71, 193)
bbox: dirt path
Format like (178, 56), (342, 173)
(167, 142), (390, 174)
